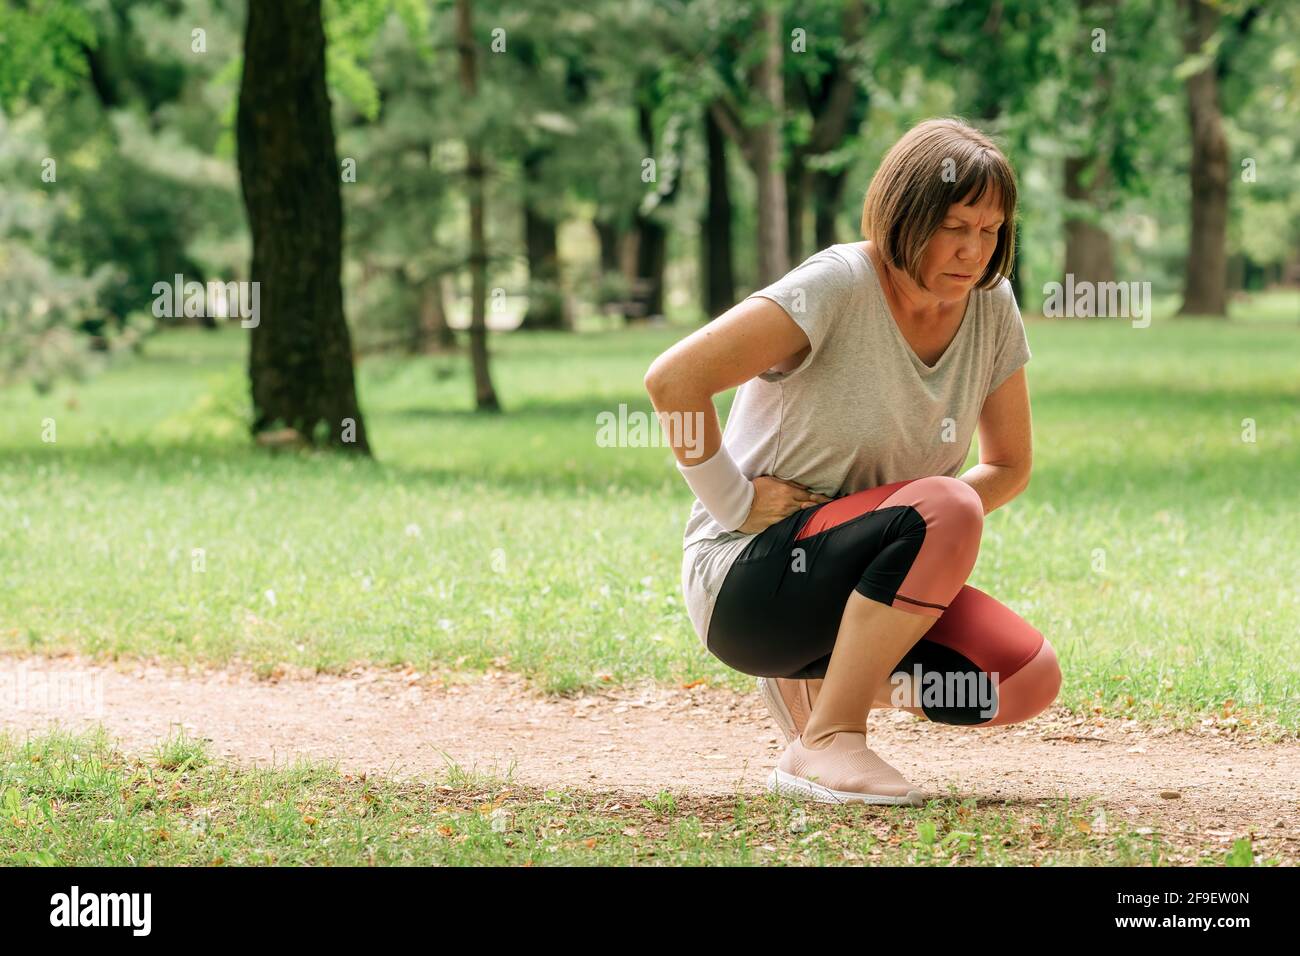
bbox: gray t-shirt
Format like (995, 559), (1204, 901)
(679, 241), (1032, 649)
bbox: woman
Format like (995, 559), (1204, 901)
(644, 118), (1061, 807)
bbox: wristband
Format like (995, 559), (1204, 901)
(676, 444), (756, 532)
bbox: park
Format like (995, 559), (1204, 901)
(0, 0), (1295, 901)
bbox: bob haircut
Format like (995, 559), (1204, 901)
(860, 118), (1018, 292)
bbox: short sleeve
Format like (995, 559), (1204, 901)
(986, 279), (1032, 398)
(743, 248), (854, 383)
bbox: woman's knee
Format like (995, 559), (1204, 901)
(986, 637), (1062, 726)
(915, 475), (984, 538)
(886, 476), (984, 592)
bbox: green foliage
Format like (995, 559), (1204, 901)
(0, 0), (1298, 396)
(1224, 837), (1254, 866)
(0, 243), (108, 391)
(2, 318), (1298, 737)
(323, 0), (433, 119)
(0, 0), (96, 110)
(0, 107), (107, 389)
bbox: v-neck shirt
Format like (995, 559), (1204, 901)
(679, 242), (1032, 649)
(859, 243), (976, 372)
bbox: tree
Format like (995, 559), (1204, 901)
(783, 0), (869, 261)
(701, 105), (735, 318)
(658, 0), (792, 287)
(1048, 0), (1182, 296)
(902, 0), (1065, 305)
(1174, 0), (1267, 317)
(626, 81), (685, 322)
(455, 0), (502, 411)
(236, 0), (371, 452)
(749, 1), (788, 285)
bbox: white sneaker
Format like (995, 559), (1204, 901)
(767, 731), (927, 806)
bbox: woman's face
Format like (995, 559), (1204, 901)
(916, 186), (1005, 299)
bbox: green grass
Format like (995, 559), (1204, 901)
(1, 729), (1278, 866)
(0, 290), (1297, 736)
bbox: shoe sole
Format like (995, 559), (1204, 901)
(766, 768), (927, 807)
(757, 677), (797, 744)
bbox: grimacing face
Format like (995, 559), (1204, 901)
(917, 187), (1005, 298)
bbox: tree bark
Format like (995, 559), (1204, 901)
(415, 275), (455, 353)
(786, 154), (809, 265)
(626, 97), (677, 322)
(812, 167), (847, 250)
(1062, 154), (1116, 292)
(702, 105), (735, 319)
(456, 0), (501, 410)
(753, 3), (788, 285)
(1178, 0), (1229, 317)
(519, 149), (568, 330)
(788, 0), (865, 259)
(593, 216), (628, 319)
(236, 0), (370, 453)
(595, 218), (622, 275)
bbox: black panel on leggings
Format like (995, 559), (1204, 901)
(705, 502), (927, 677)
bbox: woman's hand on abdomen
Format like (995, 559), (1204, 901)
(737, 475), (833, 534)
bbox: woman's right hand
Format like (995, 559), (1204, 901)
(737, 475), (834, 534)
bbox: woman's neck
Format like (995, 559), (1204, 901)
(865, 241), (960, 325)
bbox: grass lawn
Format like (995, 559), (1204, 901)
(1, 728), (1272, 866)
(0, 292), (1297, 737)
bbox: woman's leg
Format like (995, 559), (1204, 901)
(706, 475), (986, 746)
(800, 593), (940, 746)
(799, 585), (1060, 725)
(866, 584), (1062, 726)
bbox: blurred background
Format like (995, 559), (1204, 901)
(0, 0), (1296, 726)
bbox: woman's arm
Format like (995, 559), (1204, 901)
(962, 366), (1033, 515)
(643, 297), (832, 532)
(643, 297), (811, 467)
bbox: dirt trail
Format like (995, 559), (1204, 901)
(1, 654), (1296, 860)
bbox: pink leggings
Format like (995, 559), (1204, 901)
(704, 476), (1061, 726)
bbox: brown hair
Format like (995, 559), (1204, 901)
(860, 118), (1018, 291)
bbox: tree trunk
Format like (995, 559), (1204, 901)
(753, 4), (788, 285)
(1227, 252), (1246, 293)
(789, 0), (866, 257)
(414, 275), (455, 353)
(1062, 154), (1116, 291)
(786, 153), (808, 264)
(595, 218), (622, 274)
(812, 167), (847, 250)
(593, 216), (627, 320)
(1178, 0), (1229, 317)
(519, 149), (567, 330)
(456, 0), (501, 410)
(1286, 249), (1300, 290)
(702, 106), (735, 320)
(236, 0), (370, 453)
(626, 99), (675, 322)
(633, 218), (667, 321)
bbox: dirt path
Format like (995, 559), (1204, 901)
(2, 654), (1296, 861)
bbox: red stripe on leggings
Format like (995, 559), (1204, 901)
(894, 593), (948, 611)
(794, 478), (916, 541)
(921, 585), (1044, 681)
